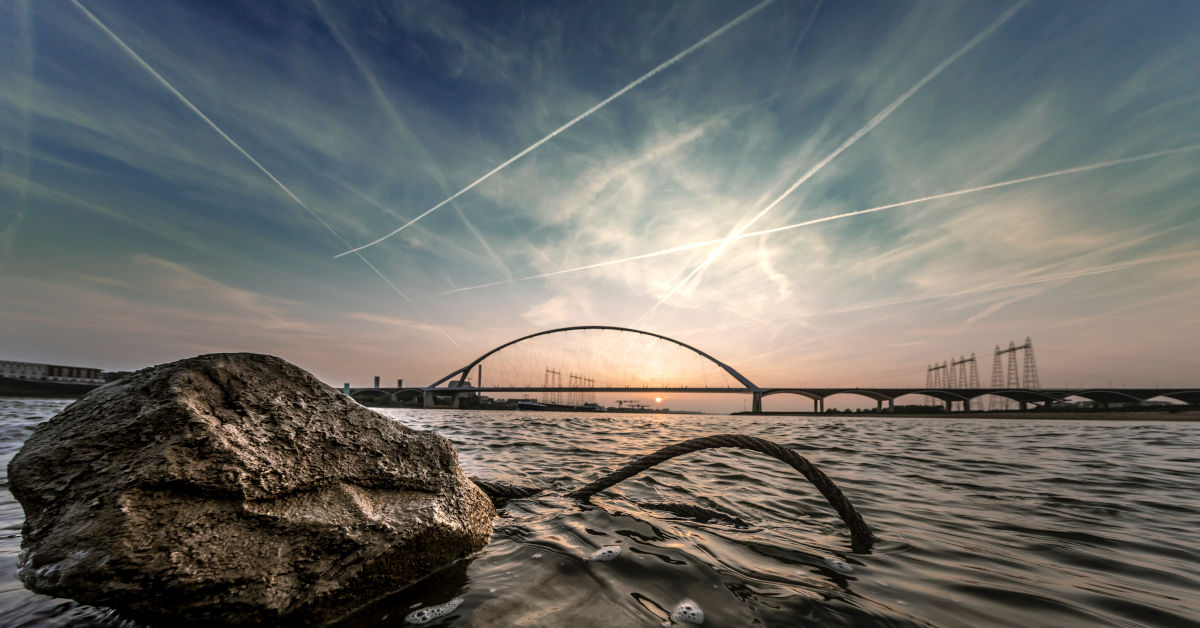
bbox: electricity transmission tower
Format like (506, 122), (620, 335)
(926, 362), (948, 387)
(950, 354), (980, 388)
(543, 368), (561, 404)
(989, 337), (1039, 410)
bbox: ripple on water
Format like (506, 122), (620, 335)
(2, 405), (1200, 626)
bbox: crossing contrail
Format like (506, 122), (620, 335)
(314, 0), (513, 283)
(434, 142), (1200, 297)
(640, 0), (1031, 320)
(68, 0), (428, 306)
(823, 249), (1200, 315)
(333, 0), (777, 259)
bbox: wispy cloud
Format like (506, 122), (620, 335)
(436, 142), (1199, 297)
(333, 0), (776, 258)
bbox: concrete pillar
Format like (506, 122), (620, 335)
(819, 399), (825, 413)
(888, 399), (895, 413)
(752, 391), (763, 413)
(1019, 400), (1028, 411)
(374, 375), (380, 388)
(813, 399), (820, 413)
(397, 379), (403, 388)
(963, 399), (971, 411)
(342, 383), (349, 395)
(944, 400), (952, 412)
(423, 391), (435, 408)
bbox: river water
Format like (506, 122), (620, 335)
(1, 399), (1198, 626)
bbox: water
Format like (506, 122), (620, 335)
(2, 400), (1199, 626)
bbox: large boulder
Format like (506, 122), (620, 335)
(7, 353), (494, 624)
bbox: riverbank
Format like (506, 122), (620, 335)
(739, 407), (1200, 420)
(0, 377), (100, 398)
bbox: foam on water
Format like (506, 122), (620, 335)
(3, 402), (1200, 627)
(404, 597), (462, 624)
(825, 556), (854, 573)
(669, 598), (704, 624)
(589, 545), (622, 561)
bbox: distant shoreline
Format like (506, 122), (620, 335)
(737, 409), (1200, 421)
(0, 378), (100, 399)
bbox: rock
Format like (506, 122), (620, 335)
(7, 353), (494, 625)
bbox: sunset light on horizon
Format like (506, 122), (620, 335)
(1, 1), (1198, 412)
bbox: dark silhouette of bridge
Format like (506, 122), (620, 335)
(343, 326), (1200, 412)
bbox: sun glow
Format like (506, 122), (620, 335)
(655, 397), (664, 404)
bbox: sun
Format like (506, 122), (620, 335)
(655, 397), (663, 404)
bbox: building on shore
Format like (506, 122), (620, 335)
(0, 360), (106, 385)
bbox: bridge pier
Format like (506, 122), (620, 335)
(752, 391), (763, 413)
(945, 400), (952, 413)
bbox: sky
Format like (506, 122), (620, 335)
(1, 0), (1198, 411)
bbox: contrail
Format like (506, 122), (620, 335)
(740, 142), (1200, 239)
(0, 0), (34, 279)
(640, 0), (1030, 320)
(68, 0), (422, 305)
(313, 0), (513, 282)
(824, 250), (1200, 315)
(435, 123), (1200, 299)
(333, 0), (777, 259)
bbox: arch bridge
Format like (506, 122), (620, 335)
(391, 326), (1200, 412)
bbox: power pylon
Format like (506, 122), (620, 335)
(543, 368), (561, 404)
(1022, 337), (1040, 389)
(990, 346), (1005, 410)
(951, 354), (979, 388)
(990, 338), (1040, 410)
(926, 362), (948, 388)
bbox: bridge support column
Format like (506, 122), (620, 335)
(963, 399), (971, 411)
(944, 400), (952, 413)
(1019, 401), (1028, 411)
(751, 391), (762, 414)
(876, 400), (882, 412)
(423, 391), (434, 408)
(888, 399), (894, 413)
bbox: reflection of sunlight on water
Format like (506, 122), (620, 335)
(2, 402), (1199, 626)
(377, 410), (1200, 627)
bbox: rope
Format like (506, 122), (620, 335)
(471, 434), (874, 548)
(469, 477), (542, 501)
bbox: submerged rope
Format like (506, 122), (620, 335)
(469, 477), (542, 501)
(471, 433), (874, 548)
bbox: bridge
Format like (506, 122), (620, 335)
(343, 326), (1200, 412)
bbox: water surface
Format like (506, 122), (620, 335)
(2, 400), (1198, 626)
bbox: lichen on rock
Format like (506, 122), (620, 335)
(7, 353), (494, 625)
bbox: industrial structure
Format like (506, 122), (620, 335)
(340, 327), (1198, 413)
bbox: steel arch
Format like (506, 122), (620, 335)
(428, 325), (759, 390)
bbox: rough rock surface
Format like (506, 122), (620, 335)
(7, 353), (494, 625)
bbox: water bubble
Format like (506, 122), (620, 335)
(824, 556), (853, 573)
(589, 545), (622, 561)
(404, 597), (463, 624)
(670, 598), (704, 624)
